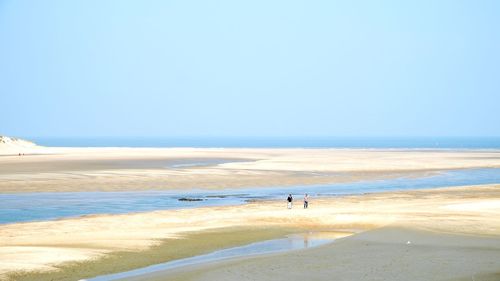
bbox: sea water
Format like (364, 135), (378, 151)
(1, 168), (500, 224)
(28, 136), (500, 149)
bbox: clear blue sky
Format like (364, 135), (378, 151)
(1, 0), (499, 138)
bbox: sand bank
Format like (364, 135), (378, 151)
(1, 184), (499, 280)
(1, 148), (499, 193)
(150, 226), (500, 281)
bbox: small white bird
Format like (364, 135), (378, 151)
(406, 241), (411, 245)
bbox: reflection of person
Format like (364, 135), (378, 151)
(304, 193), (309, 209)
(287, 194), (293, 209)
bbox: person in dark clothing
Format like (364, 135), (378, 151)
(287, 194), (293, 209)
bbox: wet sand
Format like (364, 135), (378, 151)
(2, 184), (500, 281)
(150, 227), (500, 281)
(5, 227), (300, 281)
(1, 147), (499, 193)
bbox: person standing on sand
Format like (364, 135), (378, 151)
(304, 193), (309, 209)
(287, 194), (293, 209)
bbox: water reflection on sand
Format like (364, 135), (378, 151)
(88, 231), (353, 281)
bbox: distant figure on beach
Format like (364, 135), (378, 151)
(304, 193), (309, 209)
(287, 194), (293, 209)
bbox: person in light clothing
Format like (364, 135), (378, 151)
(304, 193), (309, 209)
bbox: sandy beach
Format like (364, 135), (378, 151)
(1, 147), (499, 193)
(1, 147), (500, 280)
(2, 182), (500, 280)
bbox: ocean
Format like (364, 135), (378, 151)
(28, 136), (500, 149)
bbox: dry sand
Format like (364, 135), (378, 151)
(1, 147), (499, 193)
(2, 184), (500, 280)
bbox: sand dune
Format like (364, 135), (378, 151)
(0, 137), (39, 156)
